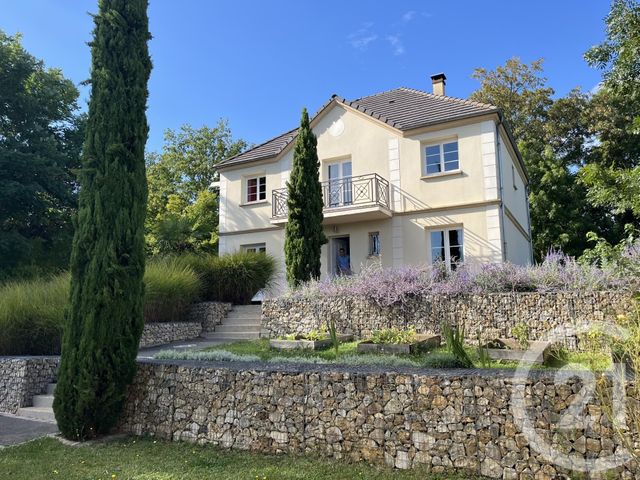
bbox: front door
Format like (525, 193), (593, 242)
(330, 236), (351, 276)
(328, 161), (352, 207)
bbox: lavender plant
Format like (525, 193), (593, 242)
(283, 247), (638, 308)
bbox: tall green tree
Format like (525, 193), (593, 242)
(0, 30), (84, 281)
(145, 123), (246, 255)
(285, 108), (326, 286)
(53, 0), (151, 440)
(580, 0), (640, 218)
(470, 58), (613, 260)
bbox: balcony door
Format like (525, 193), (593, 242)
(328, 160), (352, 207)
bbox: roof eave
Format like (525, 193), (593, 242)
(495, 111), (530, 184)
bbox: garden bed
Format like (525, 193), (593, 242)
(270, 334), (353, 351)
(484, 338), (552, 364)
(357, 334), (440, 355)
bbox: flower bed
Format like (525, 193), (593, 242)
(284, 250), (639, 308)
(357, 329), (440, 355)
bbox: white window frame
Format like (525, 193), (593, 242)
(242, 243), (266, 254)
(429, 227), (464, 270)
(423, 139), (460, 176)
(326, 159), (352, 207)
(368, 231), (381, 257)
(245, 176), (266, 204)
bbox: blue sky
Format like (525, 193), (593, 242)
(3, 1), (610, 152)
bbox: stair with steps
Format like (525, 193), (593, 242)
(202, 304), (262, 342)
(16, 382), (57, 424)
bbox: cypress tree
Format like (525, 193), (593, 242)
(53, 0), (151, 440)
(284, 108), (327, 287)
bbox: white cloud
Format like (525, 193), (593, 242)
(386, 35), (405, 56)
(590, 82), (603, 95)
(348, 23), (378, 50)
(402, 10), (416, 22)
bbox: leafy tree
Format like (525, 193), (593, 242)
(471, 58), (552, 142)
(145, 123), (246, 255)
(580, 0), (640, 219)
(470, 58), (612, 260)
(0, 30), (84, 281)
(285, 108), (326, 286)
(53, 0), (151, 440)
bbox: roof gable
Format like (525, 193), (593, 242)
(217, 88), (498, 169)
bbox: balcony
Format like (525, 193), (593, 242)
(271, 173), (392, 225)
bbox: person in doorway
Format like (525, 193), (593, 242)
(337, 248), (352, 276)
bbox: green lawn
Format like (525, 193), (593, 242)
(191, 339), (612, 371)
(0, 437), (481, 480)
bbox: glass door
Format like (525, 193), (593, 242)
(328, 161), (352, 207)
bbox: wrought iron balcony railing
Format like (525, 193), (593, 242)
(272, 173), (390, 219)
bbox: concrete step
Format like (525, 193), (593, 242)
(32, 394), (54, 408)
(16, 407), (56, 424)
(220, 319), (261, 326)
(46, 383), (56, 395)
(215, 324), (261, 333)
(223, 313), (262, 321)
(202, 332), (260, 341)
(228, 307), (261, 314)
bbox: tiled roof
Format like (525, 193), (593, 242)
(217, 88), (498, 169)
(345, 87), (497, 131)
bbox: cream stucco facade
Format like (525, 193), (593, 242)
(217, 96), (532, 293)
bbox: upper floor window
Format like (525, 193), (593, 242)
(430, 227), (463, 270)
(425, 140), (459, 175)
(246, 176), (266, 203)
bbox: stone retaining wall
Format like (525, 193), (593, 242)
(0, 357), (59, 413)
(139, 301), (231, 347)
(119, 360), (638, 479)
(262, 291), (633, 346)
(187, 301), (232, 332)
(139, 322), (203, 348)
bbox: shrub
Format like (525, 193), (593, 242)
(422, 352), (469, 369)
(0, 273), (69, 355)
(370, 327), (416, 345)
(442, 324), (474, 368)
(286, 248), (638, 308)
(144, 257), (202, 323)
(177, 252), (276, 304)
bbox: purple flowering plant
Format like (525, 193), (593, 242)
(287, 247), (639, 308)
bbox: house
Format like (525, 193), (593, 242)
(216, 74), (533, 292)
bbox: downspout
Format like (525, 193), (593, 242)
(495, 120), (507, 262)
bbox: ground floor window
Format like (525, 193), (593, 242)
(430, 227), (463, 269)
(242, 243), (266, 254)
(368, 231), (381, 256)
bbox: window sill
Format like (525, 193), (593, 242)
(421, 170), (463, 180)
(240, 200), (268, 207)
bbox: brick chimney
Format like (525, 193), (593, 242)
(431, 73), (446, 96)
